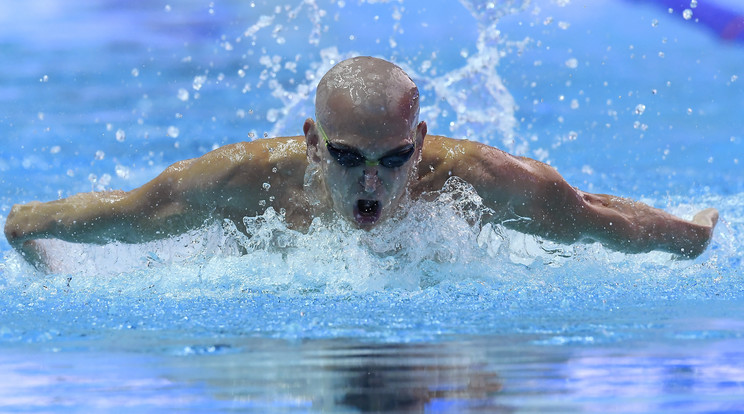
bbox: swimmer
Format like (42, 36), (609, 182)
(4, 56), (719, 271)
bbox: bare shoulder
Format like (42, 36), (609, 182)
(179, 136), (308, 186)
(417, 135), (552, 191)
(194, 136), (306, 169)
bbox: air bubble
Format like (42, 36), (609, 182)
(634, 104), (646, 115)
(565, 58), (578, 69)
(262, 182), (271, 191)
(131, 68), (139, 77)
(683, 9), (693, 20)
(115, 129), (126, 142)
(95, 150), (105, 160)
(167, 126), (180, 138)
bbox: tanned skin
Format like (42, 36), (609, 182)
(4, 57), (718, 271)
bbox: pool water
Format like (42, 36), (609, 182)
(1, 0), (743, 412)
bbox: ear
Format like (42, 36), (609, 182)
(303, 118), (321, 163)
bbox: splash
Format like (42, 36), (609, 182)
(220, 0), (531, 155)
(3, 178), (734, 305)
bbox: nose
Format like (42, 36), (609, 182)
(361, 167), (380, 193)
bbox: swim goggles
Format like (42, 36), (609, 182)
(316, 121), (415, 168)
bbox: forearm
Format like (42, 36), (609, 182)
(577, 193), (715, 258)
(5, 191), (130, 246)
(4, 189), (203, 248)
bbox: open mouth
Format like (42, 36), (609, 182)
(354, 199), (381, 225)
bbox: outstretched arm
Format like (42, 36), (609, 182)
(451, 140), (718, 258)
(4, 139), (298, 270)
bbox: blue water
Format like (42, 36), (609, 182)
(1, 0), (743, 412)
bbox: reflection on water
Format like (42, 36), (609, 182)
(0, 336), (514, 413)
(3, 332), (744, 413)
(181, 339), (509, 412)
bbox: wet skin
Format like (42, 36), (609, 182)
(4, 56), (719, 271)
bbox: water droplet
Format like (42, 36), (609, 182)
(115, 165), (130, 179)
(177, 88), (189, 101)
(683, 9), (693, 20)
(167, 126), (180, 138)
(115, 129), (126, 142)
(266, 109), (279, 122)
(634, 104), (646, 115)
(193, 75), (207, 91)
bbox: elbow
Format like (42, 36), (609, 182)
(525, 176), (587, 242)
(4, 204), (29, 247)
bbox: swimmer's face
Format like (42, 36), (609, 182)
(305, 118), (426, 228)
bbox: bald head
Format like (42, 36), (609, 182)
(315, 57), (419, 136)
